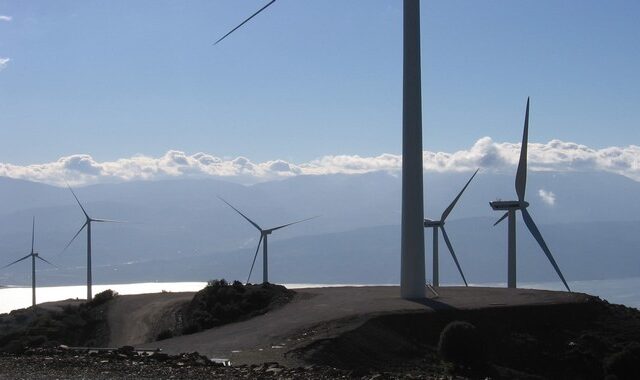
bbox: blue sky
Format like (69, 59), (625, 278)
(0, 0), (639, 166)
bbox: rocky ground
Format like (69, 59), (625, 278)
(0, 346), (451, 380)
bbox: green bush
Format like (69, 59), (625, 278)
(438, 321), (485, 367)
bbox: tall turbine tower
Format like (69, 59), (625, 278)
(219, 197), (316, 284)
(490, 98), (571, 292)
(1, 217), (55, 307)
(215, 0), (427, 298)
(62, 186), (124, 300)
(424, 169), (478, 287)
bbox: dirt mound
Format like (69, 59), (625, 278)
(292, 297), (640, 379)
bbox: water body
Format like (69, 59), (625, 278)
(1, 278), (639, 315)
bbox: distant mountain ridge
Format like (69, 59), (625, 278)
(0, 170), (639, 286)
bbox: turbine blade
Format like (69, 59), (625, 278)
(515, 98), (530, 202)
(214, 0), (277, 45)
(494, 212), (509, 226)
(246, 235), (264, 284)
(440, 227), (469, 286)
(60, 222), (88, 255)
(31, 216), (35, 253)
(93, 218), (126, 223)
(521, 208), (571, 292)
(67, 184), (90, 219)
(268, 215), (319, 232)
(36, 256), (57, 268)
(441, 169), (479, 221)
(218, 197), (262, 231)
(1, 254), (32, 270)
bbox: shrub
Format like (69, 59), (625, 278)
(88, 289), (118, 307)
(604, 342), (640, 380)
(438, 321), (485, 367)
(181, 279), (294, 335)
(0, 290), (113, 352)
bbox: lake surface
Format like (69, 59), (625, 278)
(1, 277), (639, 314)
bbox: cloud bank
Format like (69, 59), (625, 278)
(0, 138), (639, 187)
(0, 15), (11, 22)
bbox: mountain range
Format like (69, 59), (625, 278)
(0, 170), (638, 286)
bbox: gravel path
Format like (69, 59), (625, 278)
(108, 291), (193, 346)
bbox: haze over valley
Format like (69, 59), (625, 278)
(1, 168), (638, 286)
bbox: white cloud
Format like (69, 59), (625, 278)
(1, 138), (640, 187)
(0, 58), (9, 71)
(538, 189), (556, 206)
(0, 15), (11, 22)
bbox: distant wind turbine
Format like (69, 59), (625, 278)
(424, 169), (478, 287)
(214, 0), (427, 298)
(2, 217), (56, 307)
(490, 98), (570, 292)
(62, 185), (124, 300)
(219, 197), (317, 284)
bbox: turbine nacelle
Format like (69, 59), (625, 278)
(489, 200), (529, 210)
(423, 219), (443, 228)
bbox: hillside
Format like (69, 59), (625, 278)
(2, 286), (640, 379)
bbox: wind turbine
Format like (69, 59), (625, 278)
(219, 197), (316, 284)
(214, 0), (427, 298)
(490, 98), (570, 292)
(424, 169), (478, 287)
(1, 217), (55, 307)
(62, 185), (124, 300)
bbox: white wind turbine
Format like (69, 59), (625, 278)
(61, 185), (124, 300)
(214, 0), (427, 298)
(424, 169), (478, 287)
(490, 98), (570, 292)
(1, 217), (56, 307)
(219, 197), (317, 284)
